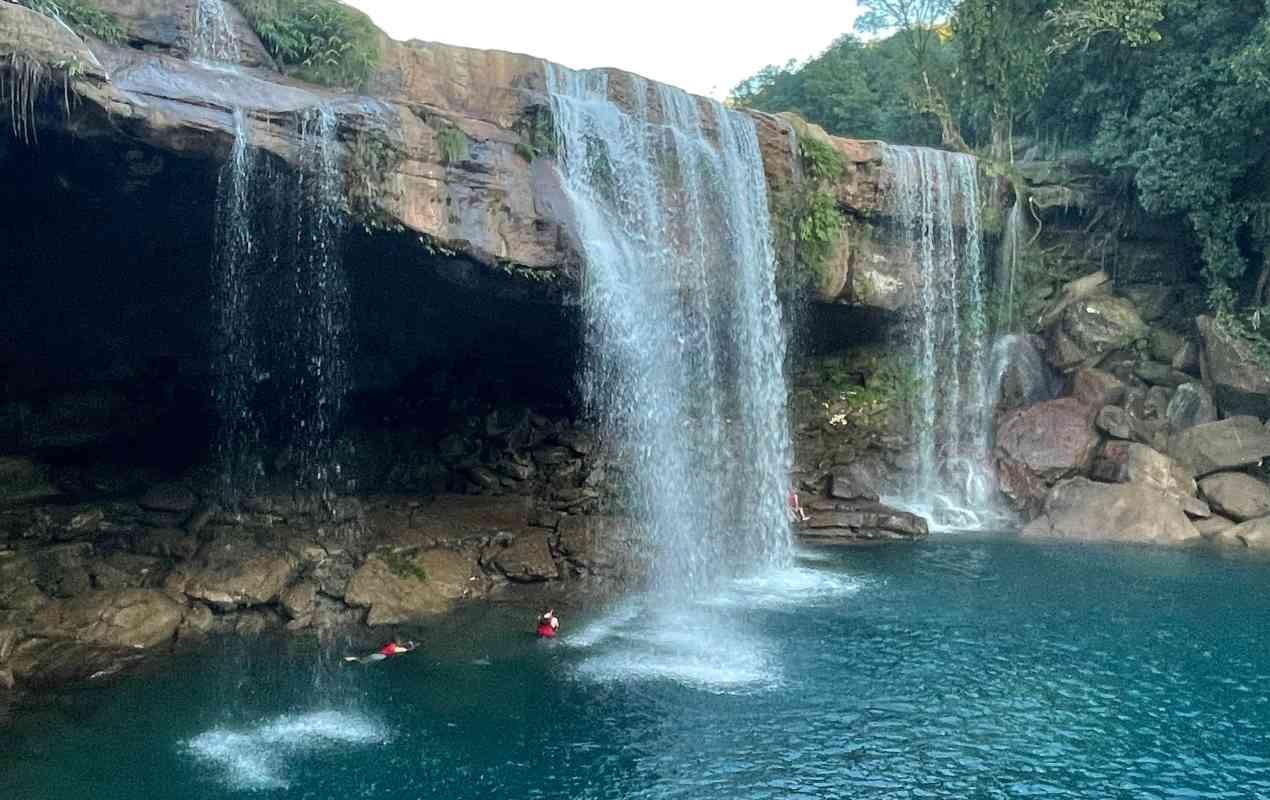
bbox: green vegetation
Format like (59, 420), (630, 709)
(513, 104), (557, 162)
(735, 0), (1270, 351)
(235, 0), (381, 88)
(381, 550), (428, 582)
(19, 0), (125, 44)
(774, 132), (847, 293)
(435, 124), (468, 165)
(347, 127), (403, 228)
(805, 348), (919, 437)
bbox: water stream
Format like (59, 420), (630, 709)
(192, 0), (242, 65)
(883, 146), (997, 530)
(208, 104), (350, 505)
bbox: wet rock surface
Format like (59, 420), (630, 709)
(1022, 478), (1201, 545)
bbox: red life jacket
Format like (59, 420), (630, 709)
(380, 643), (399, 656)
(536, 622), (556, 638)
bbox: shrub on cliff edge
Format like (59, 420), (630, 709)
(235, 0), (381, 88)
(18, 0), (125, 44)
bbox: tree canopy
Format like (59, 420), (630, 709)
(731, 0), (1270, 342)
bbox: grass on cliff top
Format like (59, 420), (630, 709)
(19, 0), (125, 44)
(235, 0), (381, 88)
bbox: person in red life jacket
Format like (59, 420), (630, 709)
(536, 609), (560, 638)
(787, 487), (810, 523)
(344, 638), (416, 664)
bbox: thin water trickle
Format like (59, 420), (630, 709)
(211, 108), (260, 502)
(208, 105), (350, 509)
(884, 146), (998, 530)
(546, 68), (791, 597)
(192, 0), (241, 64)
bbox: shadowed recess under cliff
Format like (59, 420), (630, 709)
(546, 67), (793, 596)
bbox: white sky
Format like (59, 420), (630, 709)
(345, 1), (863, 99)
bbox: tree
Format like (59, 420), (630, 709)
(1046, 0), (1165, 54)
(854, 0), (966, 149)
(954, 0), (1054, 160)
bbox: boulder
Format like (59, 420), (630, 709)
(1194, 515), (1236, 539)
(829, 467), (881, 502)
(1092, 442), (1196, 498)
(1172, 340), (1201, 375)
(1122, 283), (1175, 323)
(1168, 416), (1270, 477)
(32, 589), (184, 649)
(1022, 478), (1201, 545)
(1144, 386), (1174, 420)
(992, 335), (1059, 413)
(1166, 383), (1217, 434)
(1197, 315), (1270, 418)
(1133, 361), (1190, 389)
(279, 581), (318, 620)
(1071, 368), (1126, 409)
(483, 531), (558, 582)
(1197, 473), (1270, 522)
(1044, 293), (1148, 371)
(995, 398), (1101, 510)
(1148, 329), (1185, 364)
(1095, 406), (1137, 441)
(345, 548), (478, 625)
(1212, 516), (1270, 550)
(799, 501), (928, 543)
(178, 539), (298, 611)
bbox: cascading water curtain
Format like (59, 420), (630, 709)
(884, 145), (996, 530)
(546, 67), (792, 596)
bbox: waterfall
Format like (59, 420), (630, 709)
(545, 67), (792, 596)
(212, 108), (260, 501)
(285, 105), (350, 504)
(209, 105), (349, 507)
(883, 145), (996, 530)
(192, 0), (242, 64)
(989, 334), (1059, 414)
(1000, 200), (1027, 330)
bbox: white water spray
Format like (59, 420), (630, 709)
(546, 67), (792, 596)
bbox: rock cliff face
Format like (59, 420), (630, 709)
(0, 0), (906, 311)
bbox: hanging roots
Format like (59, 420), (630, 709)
(2, 53), (50, 144)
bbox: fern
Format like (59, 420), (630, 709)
(235, 0), (381, 88)
(18, 0), (125, 44)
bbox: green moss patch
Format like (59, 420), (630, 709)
(19, 0), (125, 44)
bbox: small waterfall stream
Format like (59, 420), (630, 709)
(192, 0), (242, 64)
(884, 145), (996, 530)
(546, 67), (792, 597)
(209, 104), (350, 506)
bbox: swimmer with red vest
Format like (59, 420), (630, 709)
(536, 609), (560, 639)
(343, 638), (416, 664)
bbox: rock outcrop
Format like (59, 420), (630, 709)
(1168, 416), (1270, 478)
(800, 500), (929, 544)
(0, 1), (913, 314)
(995, 398), (1101, 511)
(1197, 316), (1270, 419)
(1022, 478), (1201, 545)
(1197, 473), (1270, 522)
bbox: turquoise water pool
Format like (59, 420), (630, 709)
(3, 535), (1268, 799)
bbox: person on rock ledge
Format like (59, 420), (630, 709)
(536, 609), (560, 639)
(787, 487), (810, 523)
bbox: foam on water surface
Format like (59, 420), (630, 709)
(185, 710), (388, 791)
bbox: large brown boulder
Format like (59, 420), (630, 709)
(1022, 478), (1201, 545)
(175, 538), (298, 611)
(995, 398), (1101, 510)
(345, 548), (479, 625)
(1168, 416), (1270, 477)
(1044, 291), (1148, 371)
(1197, 472), (1270, 522)
(30, 589), (185, 649)
(482, 531), (559, 582)
(1197, 316), (1270, 418)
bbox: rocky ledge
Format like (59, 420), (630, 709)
(0, 0), (919, 313)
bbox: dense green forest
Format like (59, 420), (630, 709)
(733, 0), (1270, 347)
